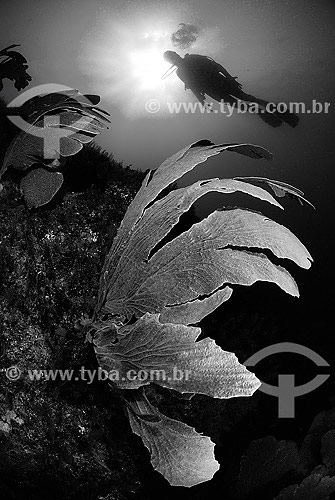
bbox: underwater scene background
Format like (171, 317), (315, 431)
(0, 1), (334, 499)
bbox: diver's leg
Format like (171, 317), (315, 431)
(235, 91), (299, 128)
(228, 91), (283, 127)
(235, 91), (269, 107)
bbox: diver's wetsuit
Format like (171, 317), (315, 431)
(176, 54), (298, 128)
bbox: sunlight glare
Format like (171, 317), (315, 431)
(80, 16), (188, 118)
(129, 48), (168, 90)
(79, 9), (222, 118)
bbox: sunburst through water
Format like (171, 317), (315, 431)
(80, 13), (223, 118)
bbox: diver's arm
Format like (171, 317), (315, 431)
(217, 64), (238, 80)
(189, 88), (212, 111)
(187, 53), (237, 80)
(204, 56), (238, 80)
(191, 88), (205, 104)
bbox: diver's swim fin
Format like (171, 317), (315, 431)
(256, 108), (299, 128)
(275, 109), (299, 128)
(257, 109), (283, 127)
(242, 93), (299, 128)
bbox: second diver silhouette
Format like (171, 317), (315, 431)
(163, 51), (299, 128)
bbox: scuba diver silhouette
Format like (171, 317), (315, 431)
(163, 51), (299, 128)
